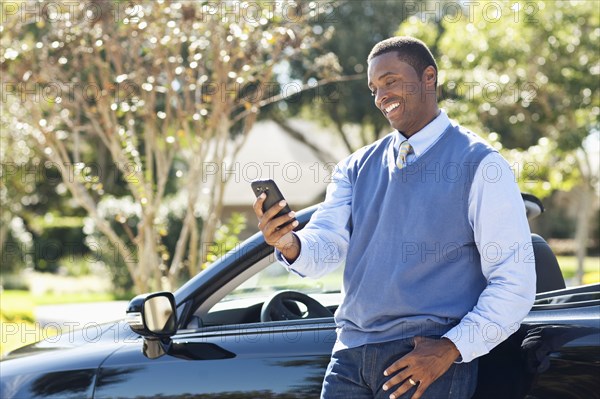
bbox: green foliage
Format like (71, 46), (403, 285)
(2, 0), (334, 293)
(56, 256), (93, 277)
(83, 193), (201, 293)
(535, 198), (577, 240)
(486, 134), (581, 198)
(0, 273), (30, 291)
(396, 0), (599, 198)
(1, 218), (33, 274)
(1, 97), (88, 275)
(279, 1), (417, 150)
(202, 212), (247, 268)
(1, 214), (90, 275)
(82, 196), (141, 295)
(26, 215), (87, 273)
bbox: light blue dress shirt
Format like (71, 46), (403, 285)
(276, 110), (536, 362)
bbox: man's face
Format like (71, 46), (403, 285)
(367, 52), (435, 135)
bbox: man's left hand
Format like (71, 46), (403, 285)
(382, 336), (461, 399)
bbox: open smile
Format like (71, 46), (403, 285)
(384, 102), (400, 114)
(383, 101), (402, 118)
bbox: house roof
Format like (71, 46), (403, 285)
(223, 119), (349, 207)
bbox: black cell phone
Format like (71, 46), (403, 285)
(251, 179), (295, 227)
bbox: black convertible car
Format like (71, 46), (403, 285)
(1, 196), (599, 399)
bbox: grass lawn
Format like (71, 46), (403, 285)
(0, 290), (116, 357)
(556, 256), (600, 284)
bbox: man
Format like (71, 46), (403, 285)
(254, 36), (536, 399)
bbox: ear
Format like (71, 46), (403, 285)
(422, 65), (437, 88)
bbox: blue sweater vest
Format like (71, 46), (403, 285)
(336, 122), (496, 349)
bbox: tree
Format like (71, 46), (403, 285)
(2, 0), (338, 292)
(396, 0), (599, 282)
(273, 0), (426, 153)
(0, 97), (40, 273)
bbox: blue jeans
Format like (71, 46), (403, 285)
(321, 337), (478, 399)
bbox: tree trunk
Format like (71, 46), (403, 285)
(333, 118), (355, 154)
(574, 184), (592, 285)
(0, 222), (9, 259)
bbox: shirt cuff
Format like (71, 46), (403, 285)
(274, 232), (306, 277)
(442, 324), (490, 364)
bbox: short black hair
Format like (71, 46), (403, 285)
(367, 36), (438, 84)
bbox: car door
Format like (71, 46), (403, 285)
(93, 322), (335, 398)
(94, 257), (343, 398)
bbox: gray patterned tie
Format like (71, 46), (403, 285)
(397, 140), (413, 169)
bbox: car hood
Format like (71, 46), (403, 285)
(0, 321), (139, 398)
(2, 320), (136, 361)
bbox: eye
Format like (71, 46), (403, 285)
(368, 85), (376, 96)
(385, 78), (396, 86)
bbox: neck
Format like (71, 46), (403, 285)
(403, 107), (441, 138)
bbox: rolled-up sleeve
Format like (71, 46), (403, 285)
(443, 152), (537, 363)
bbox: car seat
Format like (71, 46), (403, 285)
(531, 234), (566, 293)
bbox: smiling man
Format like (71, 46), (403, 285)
(254, 36), (536, 399)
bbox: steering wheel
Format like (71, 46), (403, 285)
(260, 290), (334, 322)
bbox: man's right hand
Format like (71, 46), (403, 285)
(253, 193), (300, 263)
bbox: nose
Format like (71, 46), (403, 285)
(375, 87), (388, 108)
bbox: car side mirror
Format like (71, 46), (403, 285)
(126, 292), (177, 338)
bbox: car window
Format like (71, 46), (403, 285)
(199, 259), (344, 327)
(222, 260), (343, 302)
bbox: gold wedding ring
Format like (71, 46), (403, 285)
(409, 378), (417, 386)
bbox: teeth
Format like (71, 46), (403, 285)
(385, 103), (399, 113)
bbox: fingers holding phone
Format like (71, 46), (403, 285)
(252, 180), (300, 262)
(254, 194), (298, 237)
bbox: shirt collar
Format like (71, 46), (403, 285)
(396, 109), (451, 158)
